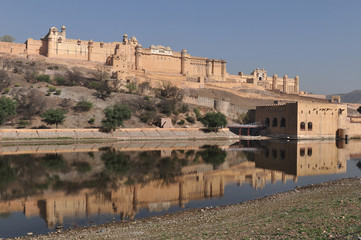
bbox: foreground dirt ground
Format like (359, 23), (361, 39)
(17, 178), (361, 240)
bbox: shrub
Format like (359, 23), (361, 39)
(155, 82), (184, 101)
(65, 70), (84, 86)
(2, 88), (10, 94)
(90, 81), (100, 89)
(125, 82), (137, 94)
(54, 75), (66, 85)
(14, 83), (20, 87)
(75, 100), (93, 112)
(47, 65), (59, 70)
(18, 120), (30, 128)
(25, 71), (38, 83)
(159, 99), (176, 116)
(48, 86), (56, 92)
(101, 104), (132, 132)
(194, 107), (201, 119)
(177, 119), (185, 125)
(54, 90), (62, 95)
(36, 74), (51, 83)
(358, 106), (361, 114)
(186, 115), (195, 123)
(88, 118), (95, 124)
(180, 104), (189, 113)
(201, 112), (228, 131)
(0, 96), (18, 125)
(140, 111), (156, 123)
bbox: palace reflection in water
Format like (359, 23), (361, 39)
(0, 140), (360, 231)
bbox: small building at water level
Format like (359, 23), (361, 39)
(255, 102), (361, 139)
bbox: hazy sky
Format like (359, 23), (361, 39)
(1, 0), (360, 94)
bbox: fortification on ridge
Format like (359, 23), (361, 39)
(0, 25), (299, 94)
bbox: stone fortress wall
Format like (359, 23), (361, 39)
(183, 95), (246, 119)
(0, 25), (299, 94)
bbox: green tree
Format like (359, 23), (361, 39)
(201, 112), (228, 131)
(101, 104), (132, 132)
(0, 96), (17, 125)
(0, 35), (15, 42)
(41, 108), (67, 128)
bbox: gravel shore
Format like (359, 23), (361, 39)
(12, 177), (361, 240)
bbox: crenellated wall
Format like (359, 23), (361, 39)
(0, 25), (300, 95)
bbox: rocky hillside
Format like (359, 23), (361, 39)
(327, 90), (361, 103)
(0, 53), (347, 129)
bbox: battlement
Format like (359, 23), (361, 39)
(0, 25), (300, 95)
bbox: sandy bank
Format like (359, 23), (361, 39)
(15, 177), (361, 240)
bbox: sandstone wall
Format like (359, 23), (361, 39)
(0, 42), (26, 55)
(0, 128), (238, 141)
(141, 52), (181, 74)
(183, 95), (246, 120)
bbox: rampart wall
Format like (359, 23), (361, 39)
(0, 25), (300, 94)
(0, 128), (238, 142)
(183, 95), (246, 119)
(0, 42), (26, 55)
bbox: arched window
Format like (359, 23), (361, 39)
(272, 118), (278, 127)
(280, 150), (286, 159)
(307, 148), (312, 156)
(300, 122), (305, 131)
(265, 118), (270, 127)
(272, 149), (277, 159)
(308, 122), (313, 131)
(300, 148), (305, 156)
(280, 118), (286, 127)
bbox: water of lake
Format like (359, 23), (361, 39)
(0, 139), (360, 238)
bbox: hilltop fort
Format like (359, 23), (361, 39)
(0, 25), (299, 94)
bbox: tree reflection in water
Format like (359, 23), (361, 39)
(40, 154), (68, 172)
(200, 145), (227, 169)
(0, 145), (228, 198)
(0, 158), (17, 191)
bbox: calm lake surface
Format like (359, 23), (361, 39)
(0, 139), (361, 238)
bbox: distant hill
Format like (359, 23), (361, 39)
(327, 90), (361, 103)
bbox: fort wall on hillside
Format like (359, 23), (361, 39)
(0, 25), (299, 94)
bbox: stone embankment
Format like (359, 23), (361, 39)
(0, 128), (238, 142)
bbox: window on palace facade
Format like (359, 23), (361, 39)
(272, 118), (278, 127)
(280, 118), (286, 127)
(300, 148), (305, 156)
(300, 122), (306, 130)
(280, 150), (286, 159)
(307, 148), (312, 156)
(272, 149), (277, 159)
(308, 122), (313, 131)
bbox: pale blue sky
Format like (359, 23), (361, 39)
(1, 0), (360, 94)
